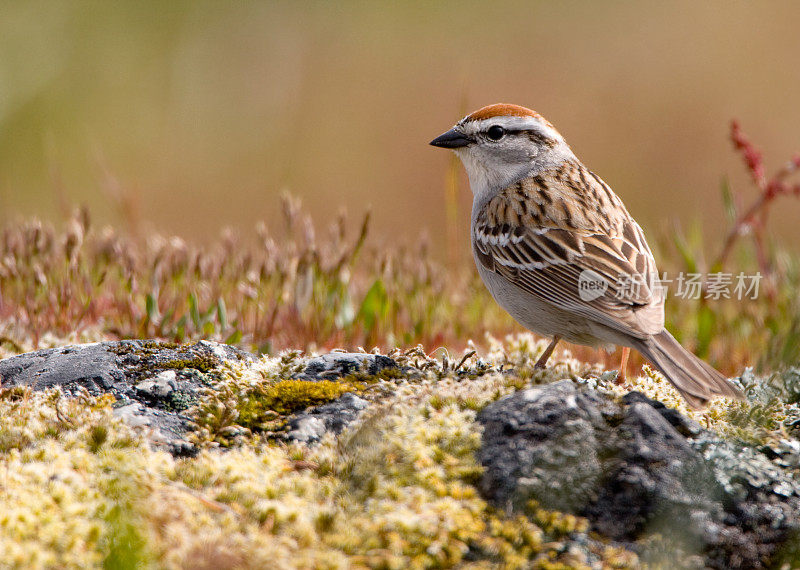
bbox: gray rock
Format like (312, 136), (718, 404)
(285, 416), (328, 444)
(477, 381), (800, 569)
(584, 400), (721, 541)
(301, 352), (397, 380)
(0, 343), (383, 452)
(286, 392), (369, 444)
(622, 390), (704, 437)
(0, 340), (254, 456)
(113, 402), (153, 428)
(281, 353), (395, 441)
(477, 380), (609, 512)
(135, 370), (178, 399)
(0, 342), (123, 392)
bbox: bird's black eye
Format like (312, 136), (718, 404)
(486, 125), (505, 141)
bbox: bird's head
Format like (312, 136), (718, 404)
(430, 103), (574, 194)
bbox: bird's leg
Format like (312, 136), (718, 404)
(534, 335), (561, 369)
(615, 346), (630, 384)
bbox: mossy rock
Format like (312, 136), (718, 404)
(238, 379), (369, 425)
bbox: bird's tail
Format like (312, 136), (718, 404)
(635, 329), (744, 409)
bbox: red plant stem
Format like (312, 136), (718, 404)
(713, 192), (768, 270)
(713, 123), (800, 276)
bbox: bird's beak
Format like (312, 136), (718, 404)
(429, 127), (472, 149)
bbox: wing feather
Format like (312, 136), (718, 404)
(473, 163), (664, 338)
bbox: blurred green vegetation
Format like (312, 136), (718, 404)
(0, 196), (516, 356)
(0, 186), (798, 377)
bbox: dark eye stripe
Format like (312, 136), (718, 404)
(483, 127), (554, 147)
(485, 129), (532, 137)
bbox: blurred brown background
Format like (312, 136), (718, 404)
(1, 1), (798, 262)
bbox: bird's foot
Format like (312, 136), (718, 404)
(534, 335), (562, 369)
(614, 347), (630, 385)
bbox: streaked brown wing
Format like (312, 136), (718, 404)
(473, 219), (664, 338)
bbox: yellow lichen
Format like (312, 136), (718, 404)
(0, 339), (643, 569)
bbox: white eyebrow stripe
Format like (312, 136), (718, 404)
(471, 116), (542, 130)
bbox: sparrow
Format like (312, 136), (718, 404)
(430, 103), (743, 408)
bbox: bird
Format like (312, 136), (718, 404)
(430, 103), (744, 409)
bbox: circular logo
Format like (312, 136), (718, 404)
(578, 269), (608, 301)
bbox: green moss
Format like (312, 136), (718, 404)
(102, 504), (151, 570)
(525, 500), (589, 536)
(504, 375), (528, 391)
(159, 355), (218, 373)
(88, 425), (109, 453)
(337, 366), (406, 384)
(0, 430), (32, 453)
(0, 386), (29, 401)
(107, 340), (181, 357)
(238, 379), (367, 426)
(141, 340), (181, 351)
(429, 394), (484, 412)
(109, 341), (219, 374)
(693, 368), (800, 446)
